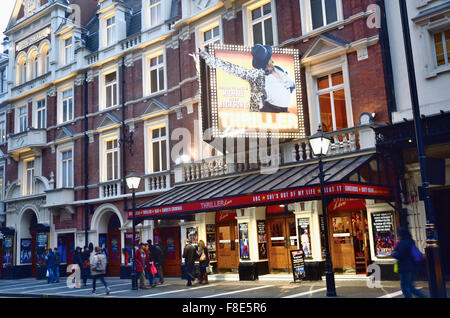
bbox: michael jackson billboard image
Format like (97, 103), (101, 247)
(199, 44), (305, 139)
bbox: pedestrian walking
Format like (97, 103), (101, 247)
(144, 243), (156, 287)
(90, 246), (110, 295)
(148, 239), (164, 284)
(135, 243), (150, 289)
(44, 248), (56, 284)
(198, 240), (210, 284)
(182, 239), (198, 287)
(81, 246), (91, 287)
(53, 247), (61, 283)
(392, 226), (427, 298)
(156, 240), (167, 284)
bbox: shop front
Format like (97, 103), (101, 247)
(131, 154), (395, 280)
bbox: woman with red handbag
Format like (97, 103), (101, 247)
(145, 243), (157, 287)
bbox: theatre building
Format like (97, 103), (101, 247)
(1, 0), (402, 280)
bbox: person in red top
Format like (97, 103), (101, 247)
(135, 243), (150, 289)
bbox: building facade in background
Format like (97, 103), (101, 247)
(0, 0), (440, 281)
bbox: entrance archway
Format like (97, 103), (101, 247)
(94, 208), (123, 277)
(19, 209), (38, 277)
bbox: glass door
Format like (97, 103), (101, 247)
(329, 212), (356, 274)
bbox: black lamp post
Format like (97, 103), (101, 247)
(398, 0), (446, 298)
(309, 126), (337, 297)
(126, 172), (142, 291)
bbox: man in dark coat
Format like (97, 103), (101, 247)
(45, 249), (56, 284)
(392, 227), (426, 298)
(81, 246), (91, 287)
(53, 248), (61, 283)
(148, 239), (164, 284)
(182, 239), (198, 286)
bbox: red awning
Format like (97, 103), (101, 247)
(130, 154), (393, 220)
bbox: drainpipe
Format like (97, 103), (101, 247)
(377, 0), (396, 124)
(121, 56), (128, 212)
(84, 72), (89, 248)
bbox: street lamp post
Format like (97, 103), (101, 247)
(309, 126), (337, 297)
(126, 172), (142, 291)
(398, 0), (446, 298)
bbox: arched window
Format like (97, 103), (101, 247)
(16, 54), (27, 85)
(40, 43), (50, 74)
(28, 48), (39, 79)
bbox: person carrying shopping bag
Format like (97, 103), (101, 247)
(392, 227), (426, 298)
(90, 246), (110, 295)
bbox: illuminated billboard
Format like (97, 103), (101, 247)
(200, 44), (305, 139)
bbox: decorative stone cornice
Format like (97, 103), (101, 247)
(47, 86), (56, 97)
(75, 73), (84, 86)
(86, 70), (95, 83)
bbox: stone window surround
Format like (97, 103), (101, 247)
(57, 81), (75, 125)
(242, 0), (279, 46)
(413, 6), (450, 78)
(99, 129), (121, 183)
(144, 117), (169, 175)
(304, 54), (354, 135)
(299, 0), (344, 36)
(56, 142), (74, 189)
(142, 47), (167, 97)
(195, 16), (223, 51)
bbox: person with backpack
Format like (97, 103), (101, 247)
(392, 226), (426, 298)
(90, 246), (110, 295)
(53, 248), (61, 283)
(81, 246), (91, 287)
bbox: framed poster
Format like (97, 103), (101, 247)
(20, 239), (32, 264)
(257, 220), (267, 260)
(36, 233), (48, 266)
(319, 215), (326, 259)
(186, 227), (198, 245)
(371, 212), (396, 257)
(201, 44), (304, 139)
(2, 236), (13, 265)
(124, 232), (140, 266)
(239, 223), (250, 260)
(99, 234), (107, 258)
(297, 218), (312, 259)
(206, 224), (216, 261)
(290, 249), (306, 282)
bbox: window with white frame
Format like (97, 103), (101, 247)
(17, 55), (27, 84)
(0, 112), (6, 144)
(148, 53), (165, 94)
(36, 98), (46, 129)
(61, 149), (73, 187)
(63, 37), (73, 65)
(433, 29), (450, 67)
(18, 105), (28, 133)
(149, 126), (168, 173)
(104, 71), (118, 108)
(28, 49), (38, 79)
(61, 87), (74, 123)
(106, 16), (116, 46)
(201, 25), (221, 49)
(103, 138), (119, 181)
(310, 0), (338, 30)
(23, 159), (35, 196)
(316, 71), (348, 132)
(250, 2), (274, 46)
(0, 68), (7, 93)
(148, 0), (161, 28)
